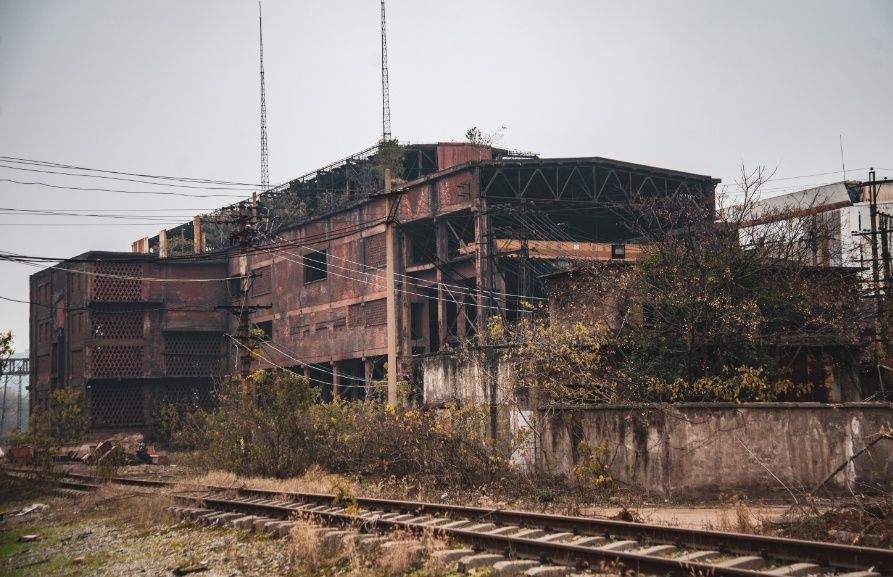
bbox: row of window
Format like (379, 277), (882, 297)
(252, 234), (387, 296)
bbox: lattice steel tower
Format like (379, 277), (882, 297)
(380, 0), (392, 141)
(259, 1), (270, 192)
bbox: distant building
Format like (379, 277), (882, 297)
(737, 180), (893, 273)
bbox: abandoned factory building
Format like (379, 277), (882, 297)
(30, 142), (718, 431)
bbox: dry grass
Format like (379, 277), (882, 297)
(57, 484), (175, 530)
(376, 527), (448, 575)
(714, 500), (761, 534)
(288, 517), (323, 568)
(181, 465), (355, 496)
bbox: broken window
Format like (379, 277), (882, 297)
(304, 250), (327, 283)
(252, 265), (272, 295)
(253, 320), (273, 341)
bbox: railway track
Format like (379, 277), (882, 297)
(4, 468), (891, 577)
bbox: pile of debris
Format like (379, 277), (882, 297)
(64, 433), (170, 466)
(7, 433), (169, 466)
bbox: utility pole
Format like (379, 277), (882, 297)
(384, 169), (398, 405)
(216, 201), (270, 382)
(0, 373), (8, 434)
(868, 168), (885, 360)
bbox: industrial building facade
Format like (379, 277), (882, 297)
(29, 252), (229, 430)
(30, 142), (718, 431)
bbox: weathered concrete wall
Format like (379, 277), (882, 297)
(540, 403), (893, 497)
(420, 352), (513, 406)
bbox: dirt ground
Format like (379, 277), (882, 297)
(0, 489), (297, 577)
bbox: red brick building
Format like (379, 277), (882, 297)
(31, 142), (717, 430)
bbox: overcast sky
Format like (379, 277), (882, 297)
(1, 0), (892, 352)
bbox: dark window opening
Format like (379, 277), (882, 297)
(304, 250), (327, 283)
(253, 320), (273, 341)
(407, 228), (437, 265)
(410, 302), (425, 341)
(611, 244), (626, 259)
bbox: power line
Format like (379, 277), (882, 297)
(0, 207), (212, 213)
(0, 156), (260, 186)
(0, 222), (189, 227)
(269, 233), (549, 302)
(0, 255), (240, 283)
(0, 163), (259, 192)
(0, 177), (249, 199)
(0, 208), (200, 221)
(228, 335), (375, 390)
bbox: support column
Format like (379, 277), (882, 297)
(332, 362), (341, 399)
(435, 220), (448, 348)
(159, 230), (168, 258)
(384, 170), (399, 406)
(364, 358), (374, 400)
(473, 166), (491, 335)
(193, 216), (204, 254)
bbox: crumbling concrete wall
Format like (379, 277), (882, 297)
(420, 352), (513, 406)
(539, 403), (893, 497)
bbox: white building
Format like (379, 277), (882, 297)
(736, 180), (893, 279)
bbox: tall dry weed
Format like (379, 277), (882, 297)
(288, 518), (322, 569)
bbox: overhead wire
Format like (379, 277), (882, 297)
(0, 156), (262, 187)
(265, 231), (549, 303)
(228, 335), (375, 390)
(0, 178), (249, 199)
(0, 164), (261, 192)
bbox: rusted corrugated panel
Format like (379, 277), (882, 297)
(436, 142), (492, 170)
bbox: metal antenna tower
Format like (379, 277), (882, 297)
(380, 0), (392, 141)
(259, 1), (270, 192)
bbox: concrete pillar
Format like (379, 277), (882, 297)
(364, 358), (374, 400)
(435, 221), (448, 348)
(193, 216), (204, 254)
(332, 362), (341, 399)
(159, 229), (168, 258)
(384, 170), (398, 406)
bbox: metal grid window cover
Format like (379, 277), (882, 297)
(364, 298), (387, 326)
(348, 299), (386, 327)
(348, 303), (364, 327)
(364, 234), (386, 268)
(160, 382), (216, 413)
(91, 345), (144, 376)
(91, 310), (144, 339)
(92, 262), (143, 301)
(164, 333), (222, 376)
(91, 382), (144, 427)
(252, 265), (272, 295)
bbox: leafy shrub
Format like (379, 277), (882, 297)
(180, 370), (510, 487)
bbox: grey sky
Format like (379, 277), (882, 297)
(1, 0), (892, 352)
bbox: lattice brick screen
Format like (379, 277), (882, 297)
(164, 332), (222, 376)
(90, 382), (144, 427)
(91, 310), (144, 339)
(365, 298), (387, 326)
(91, 345), (144, 376)
(252, 265), (272, 295)
(92, 262), (143, 301)
(364, 234), (386, 268)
